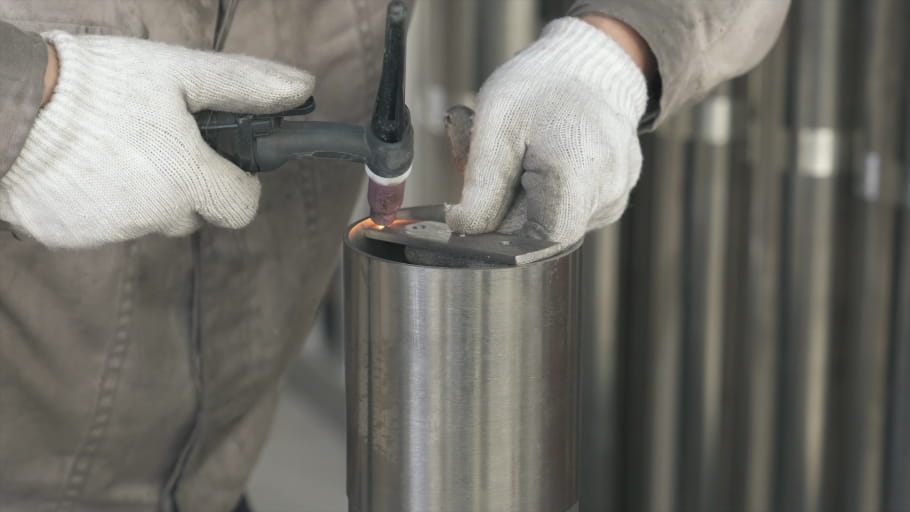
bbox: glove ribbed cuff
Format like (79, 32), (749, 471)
(516, 17), (648, 125)
(8, 31), (115, 187)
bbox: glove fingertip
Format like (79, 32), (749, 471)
(447, 139), (524, 234)
(262, 66), (316, 105)
(232, 65), (314, 113)
(444, 203), (477, 234)
(445, 191), (508, 235)
(185, 54), (316, 114)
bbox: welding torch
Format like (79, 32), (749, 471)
(194, 1), (413, 226)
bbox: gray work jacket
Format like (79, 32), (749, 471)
(0, 1), (788, 511)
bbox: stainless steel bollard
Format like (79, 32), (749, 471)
(343, 205), (581, 512)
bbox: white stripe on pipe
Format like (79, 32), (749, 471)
(861, 152), (882, 201)
(695, 94), (732, 146)
(796, 128), (839, 177)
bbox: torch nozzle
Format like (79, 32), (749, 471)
(368, 179), (406, 226)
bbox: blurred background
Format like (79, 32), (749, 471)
(250, 0), (910, 511)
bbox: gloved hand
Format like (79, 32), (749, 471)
(0, 31), (314, 248)
(446, 17), (647, 246)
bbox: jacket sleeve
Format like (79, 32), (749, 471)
(0, 20), (47, 177)
(568, 0), (790, 129)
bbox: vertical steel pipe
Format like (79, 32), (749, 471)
(836, 0), (901, 510)
(443, 0), (480, 107)
(884, 36), (910, 512)
(776, 0), (848, 511)
(884, 152), (910, 512)
(721, 33), (788, 512)
(344, 206), (581, 512)
(679, 83), (733, 512)
(621, 110), (690, 512)
(476, 0), (540, 87)
(579, 225), (622, 512)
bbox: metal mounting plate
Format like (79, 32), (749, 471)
(362, 220), (561, 265)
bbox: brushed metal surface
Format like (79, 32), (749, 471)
(578, 226), (621, 512)
(680, 84), (732, 512)
(884, 46), (910, 510)
(885, 191), (910, 512)
(622, 112), (690, 512)
(777, 175), (839, 512)
(344, 205), (580, 512)
(721, 38), (787, 512)
(836, 1), (902, 510)
(777, 1), (847, 510)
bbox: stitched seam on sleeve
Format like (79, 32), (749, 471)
(56, 243), (139, 512)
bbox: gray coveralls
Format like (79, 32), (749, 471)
(0, 1), (789, 511)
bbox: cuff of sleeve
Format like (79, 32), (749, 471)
(0, 23), (48, 177)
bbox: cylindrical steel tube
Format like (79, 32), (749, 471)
(343, 206), (581, 512)
(621, 110), (690, 512)
(579, 225), (622, 512)
(679, 83), (733, 512)
(721, 34), (788, 512)
(836, 1), (901, 510)
(777, 0), (848, 510)
(884, 39), (910, 512)
(885, 160), (910, 512)
(476, 0), (539, 87)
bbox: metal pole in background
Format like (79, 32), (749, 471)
(621, 109), (691, 512)
(720, 30), (789, 512)
(476, 0), (540, 87)
(776, 0), (848, 510)
(679, 83), (733, 512)
(579, 225), (622, 512)
(884, 28), (910, 511)
(837, 0), (901, 510)
(443, 0), (480, 108)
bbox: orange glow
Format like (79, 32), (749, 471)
(349, 217), (417, 240)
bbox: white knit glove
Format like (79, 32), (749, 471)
(446, 18), (647, 246)
(0, 31), (314, 248)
